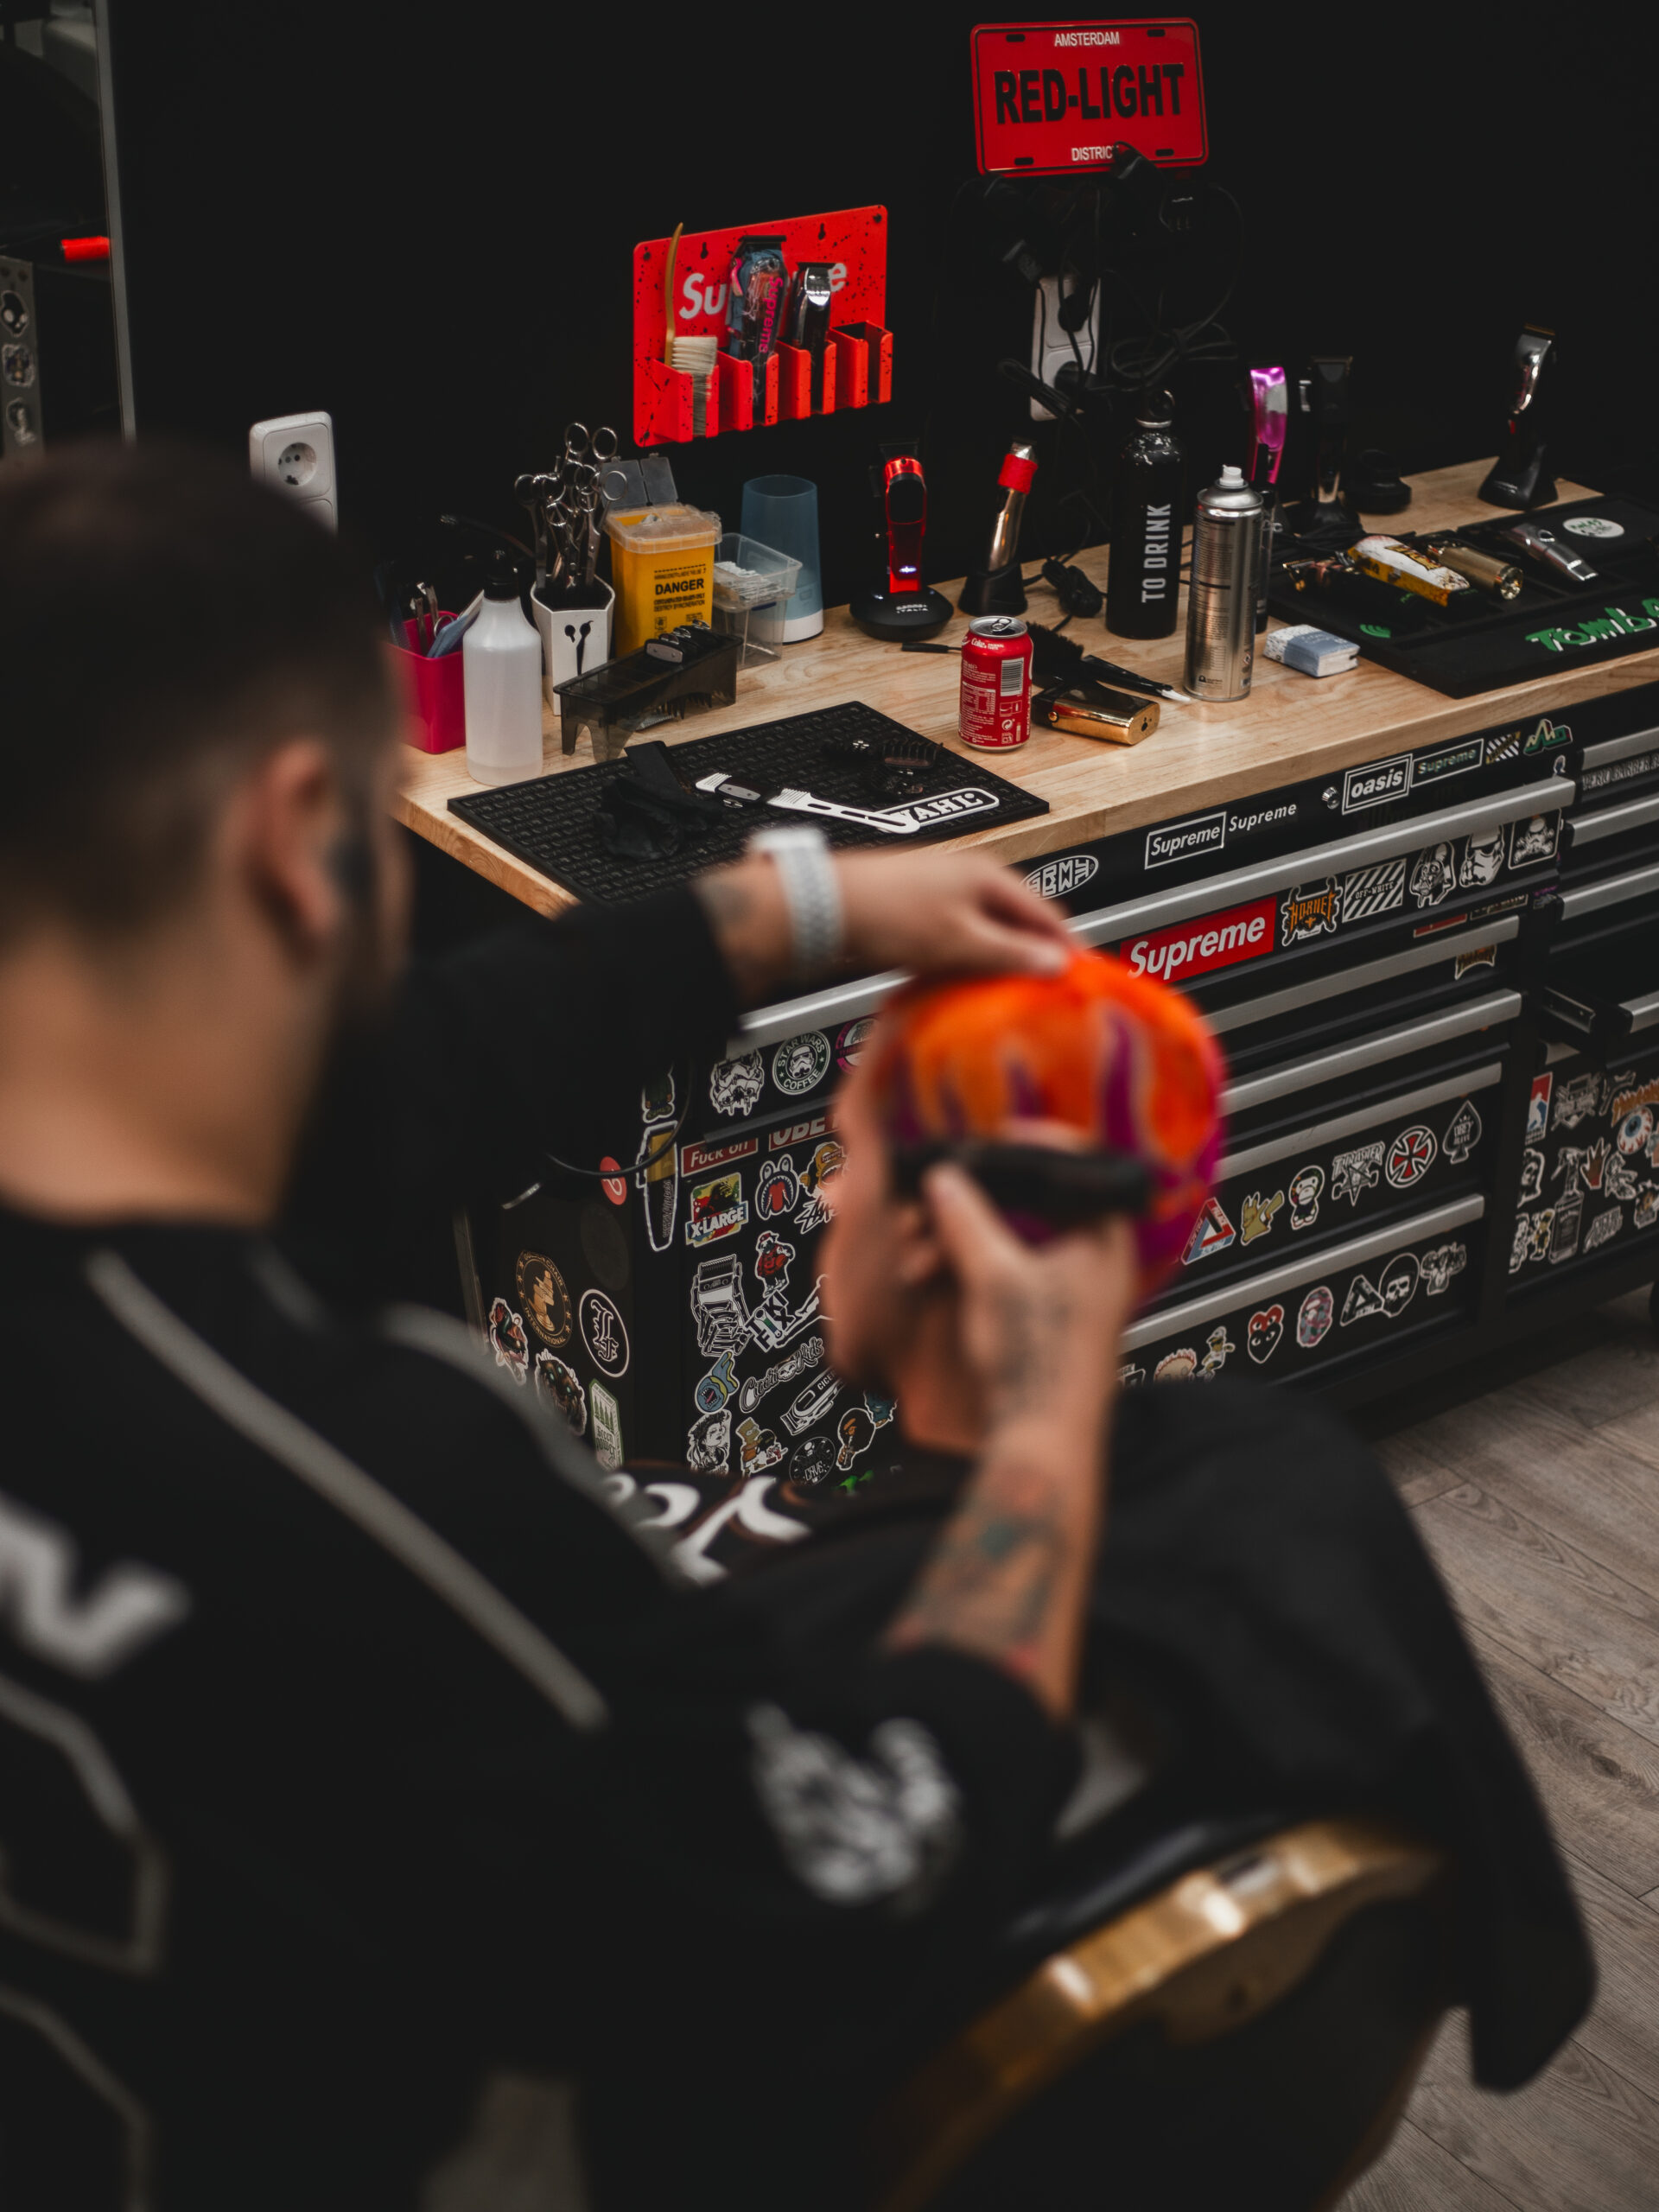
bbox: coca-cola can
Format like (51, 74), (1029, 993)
(958, 614), (1033, 749)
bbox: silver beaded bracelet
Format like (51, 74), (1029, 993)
(749, 824), (845, 982)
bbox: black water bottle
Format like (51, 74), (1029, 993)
(1106, 391), (1185, 640)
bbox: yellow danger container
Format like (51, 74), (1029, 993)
(605, 504), (721, 656)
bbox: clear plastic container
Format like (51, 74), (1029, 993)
(603, 502), (721, 656)
(709, 531), (804, 665)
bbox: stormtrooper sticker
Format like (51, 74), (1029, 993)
(1198, 1325), (1236, 1377)
(1457, 829), (1504, 887)
(533, 1351), (587, 1435)
(1288, 1165), (1324, 1230)
(1297, 1285), (1335, 1350)
(1442, 1098), (1483, 1166)
(709, 1051), (766, 1119)
(1332, 1142), (1384, 1206)
(772, 1031), (832, 1098)
(1421, 1242), (1467, 1297)
(1154, 1348), (1198, 1382)
(487, 1297), (531, 1384)
(1509, 813), (1560, 870)
(1380, 1252), (1421, 1317)
(1518, 1147), (1547, 1205)
(1340, 1273), (1385, 1325)
(1240, 1189), (1284, 1245)
(1246, 1305), (1285, 1364)
(1408, 843), (1456, 908)
(1385, 1125), (1437, 1190)
(686, 1408), (733, 1476)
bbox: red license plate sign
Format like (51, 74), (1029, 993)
(1113, 894), (1275, 985)
(972, 19), (1207, 176)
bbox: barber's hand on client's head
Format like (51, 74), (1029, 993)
(834, 850), (1071, 981)
(921, 1142), (1140, 1445)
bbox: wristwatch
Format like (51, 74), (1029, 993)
(748, 824), (844, 982)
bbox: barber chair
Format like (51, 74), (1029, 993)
(868, 1812), (1450, 2212)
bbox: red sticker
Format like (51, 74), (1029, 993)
(971, 20), (1208, 180)
(599, 1156), (626, 1206)
(1116, 894), (1275, 985)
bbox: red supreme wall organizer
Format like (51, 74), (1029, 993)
(632, 206), (891, 447)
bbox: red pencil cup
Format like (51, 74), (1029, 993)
(392, 615), (467, 753)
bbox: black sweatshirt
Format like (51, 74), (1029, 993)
(0, 893), (1070, 2210)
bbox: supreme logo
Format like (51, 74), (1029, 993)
(1116, 894), (1275, 984)
(1146, 809), (1226, 868)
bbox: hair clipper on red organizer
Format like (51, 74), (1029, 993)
(864, 948), (1226, 1294)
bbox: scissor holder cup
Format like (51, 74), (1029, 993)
(532, 580), (615, 704)
(604, 504), (721, 657)
(392, 614), (467, 753)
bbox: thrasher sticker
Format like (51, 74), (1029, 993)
(1199, 1325), (1235, 1377)
(1421, 1243), (1467, 1296)
(685, 1173), (748, 1249)
(772, 1032), (832, 1097)
(709, 1051), (766, 1118)
(1585, 1206), (1623, 1253)
(516, 1252), (573, 1349)
(1332, 1142), (1384, 1206)
(1408, 844), (1456, 908)
(1181, 1195), (1236, 1263)
(1288, 1165), (1323, 1230)
(1526, 1073), (1553, 1142)
(1297, 1285), (1334, 1349)
(579, 1289), (630, 1377)
(487, 1298), (530, 1383)
(1554, 1073), (1603, 1131)
(679, 1133), (759, 1178)
(1240, 1190), (1283, 1244)
(589, 1384), (624, 1471)
(1246, 1305), (1284, 1364)
(1385, 1126), (1437, 1189)
(756, 1154), (803, 1222)
(533, 1351), (587, 1434)
(686, 1408), (732, 1476)
(1340, 858), (1406, 925)
(737, 1333), (825, 1416)
(1454, 944), (1497, 980)
(1509, 813), (1560, 869)
(1280, 879), (1340, 944)
(1443, 1099), (1483, 1164)
(1154, 1348), (1198, 1382)
(1518, 1148), (1547, 1204)
(753, 1230), (796, 1289)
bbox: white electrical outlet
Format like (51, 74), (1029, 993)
(1029, 278), (1102, 421)
(249, 410), (337, 531)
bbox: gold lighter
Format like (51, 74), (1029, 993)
(1039, 684), (1160, 746)
(1421, 538), (1523, 601)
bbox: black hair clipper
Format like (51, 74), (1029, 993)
(1479, 326), (1558, 510)
(890, 1141), (1150, 1229)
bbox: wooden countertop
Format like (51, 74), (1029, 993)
(396, 459), (1659, 917)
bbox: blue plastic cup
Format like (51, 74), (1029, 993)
(740, 475), (823, 642)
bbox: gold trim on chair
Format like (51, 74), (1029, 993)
(868, 1817), (1448, 2212)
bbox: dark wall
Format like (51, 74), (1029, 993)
(105, 3), (1659, 607)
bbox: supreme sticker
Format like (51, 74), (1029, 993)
(1116, 894), (1274, 983)
(972, 20), (1207, 178)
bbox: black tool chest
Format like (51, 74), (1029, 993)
(461, 680), (1659, 1539)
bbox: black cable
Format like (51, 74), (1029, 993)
(538, 1092), (690, 1181)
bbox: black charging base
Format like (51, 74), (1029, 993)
(1281, 499), (1364, 553)
(1478, 445), (1558, 511)
(958, 566), (1027, 617)
(849, 585), (955, 641)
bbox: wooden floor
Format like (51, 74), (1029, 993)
(1341, 1285), (1659, 2212)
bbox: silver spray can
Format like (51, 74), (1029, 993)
(1183, 463), (1264, 701)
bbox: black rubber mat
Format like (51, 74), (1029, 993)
(448, 699), (1050, 903)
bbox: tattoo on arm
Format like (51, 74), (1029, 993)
(887, 1467), (1074, 1693)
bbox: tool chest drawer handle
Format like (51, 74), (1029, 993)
(1068, 776), (1574, 950)
(1122, 1193), (1486, 1351)
(1557, 860), (1659, 920)
(1220, 991), (1522, 1115)
(1215, 1060), (1504, 1183)
(1206, 919), (1519, 1038)
(1580, 724), (1659, 771)
(1566, 790), (1659, 846)
(1624, 992), (1659, 1034)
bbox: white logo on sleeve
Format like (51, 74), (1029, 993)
(0, 1490), (190, 1678)
(747, 1703), (961, 1910)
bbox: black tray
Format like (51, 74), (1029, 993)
(448, 700), (1050, 903)
(1267, 494), (1659, 698)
